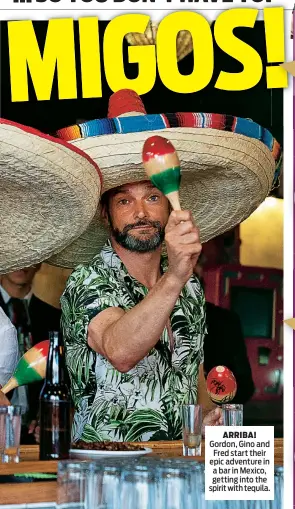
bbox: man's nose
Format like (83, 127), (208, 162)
(134, 201), (148, 219)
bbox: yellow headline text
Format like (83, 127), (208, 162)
(7, 9), (288, 102)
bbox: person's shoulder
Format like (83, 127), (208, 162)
(65, 255), (106, 288)
(61, 252), (115, 309)
(30, 294), (61, 314)
(206, 302), (239, 321)
(205, 303), (242, 333)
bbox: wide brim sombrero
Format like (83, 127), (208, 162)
(47, 89), (281, 269)
(0, 119), (102, 274)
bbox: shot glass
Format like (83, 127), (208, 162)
(181, 404), (202, 456)
(0, 406), (22, 463)
(222, 403), (243, 426)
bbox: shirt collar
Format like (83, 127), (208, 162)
(0, 285), (32, 304)
(99, 239), (169, 277)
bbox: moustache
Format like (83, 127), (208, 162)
(122, 220), (162, 234)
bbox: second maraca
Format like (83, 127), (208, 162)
(1, 340), (49, 395)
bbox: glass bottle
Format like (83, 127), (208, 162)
(39, 331), (71, 460)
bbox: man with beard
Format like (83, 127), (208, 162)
(58, 89), (280, 443)
(61, 180), (221, 442)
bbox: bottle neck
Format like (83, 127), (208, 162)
(45, 331), (67, 385)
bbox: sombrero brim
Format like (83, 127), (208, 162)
(48, 123), (279, 269)
(0, 119), (102, 274)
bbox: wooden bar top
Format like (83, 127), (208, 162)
(0, 439), (283, 505)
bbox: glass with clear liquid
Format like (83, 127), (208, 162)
(181, 404), (202, 456)
(0, 406), (22, 463)
(222, 404), (243, 426)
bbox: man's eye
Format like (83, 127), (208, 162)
(148, 195), (159, 202)
(118, 199), (129, 205)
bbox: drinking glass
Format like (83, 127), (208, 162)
(120, 465), (159, 509)
(57, 460), (94, 509)
(159, 459), (205, 509)
(88, 461), (123, 509)
(0, 405), (22, 463)
(222, 403), (243, 426)
(181, 404), (202, 456)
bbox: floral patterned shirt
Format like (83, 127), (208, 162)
(61, 240), (206, 443)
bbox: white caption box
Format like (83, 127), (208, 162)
(205, 426), (274, 500)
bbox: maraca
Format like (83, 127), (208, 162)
(142, 135), (181, 210)
(206, 365), (237, 404)
(1, 340), (49, 394)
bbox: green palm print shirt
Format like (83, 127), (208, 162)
(61, 240), (206, 443)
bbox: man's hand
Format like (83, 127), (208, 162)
(165, 210), (202, 286)
(202, 407), (223, 437)
(0, 386), (10, 406)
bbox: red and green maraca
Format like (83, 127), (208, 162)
(1, 340), (49, 395)
(142, 135), (182, 210)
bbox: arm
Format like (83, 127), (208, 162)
(88, 210), (202, 373)
(0, 319), (18, 406)
(0, 321), (19, 387)
(0, 390), (10, 406)
(88, 272), (183, 372)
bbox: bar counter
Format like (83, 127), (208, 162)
(1, 439), (283, 506)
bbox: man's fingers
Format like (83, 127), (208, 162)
(166, 222), (200, 241)
(28, 420), (37, 434)
(176, 232), (200, 245)
(167, 210), (192, 227)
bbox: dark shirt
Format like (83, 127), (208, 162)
(28, 294), (62, 345)
(203, 302), (255, 404)
(0, 292), (61, 422)
(0, 292), (61, 346)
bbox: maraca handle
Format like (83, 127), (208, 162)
(167, 191), (181, 211)
(1, 377), (18, 395)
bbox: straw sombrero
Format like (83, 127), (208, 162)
(0, 119), (102, 274)
(47, 89), (281, 269)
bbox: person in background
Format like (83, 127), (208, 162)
(0, 266), (62, 442)
(0, 114), (109, 435)
(0, 266), (62, 345)
(194, 262), (255, 404)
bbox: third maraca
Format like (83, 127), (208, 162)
(206, 365), (237, 404)
(142, 135), (182, 210)
(206, 366), (244, 426)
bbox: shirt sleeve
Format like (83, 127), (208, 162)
(60, 264), (123, 408)
(0, 322), (19, 387)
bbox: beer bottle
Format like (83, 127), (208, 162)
(39, 331), (71, 460)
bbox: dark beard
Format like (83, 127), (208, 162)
(110, 219), (165, 253)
